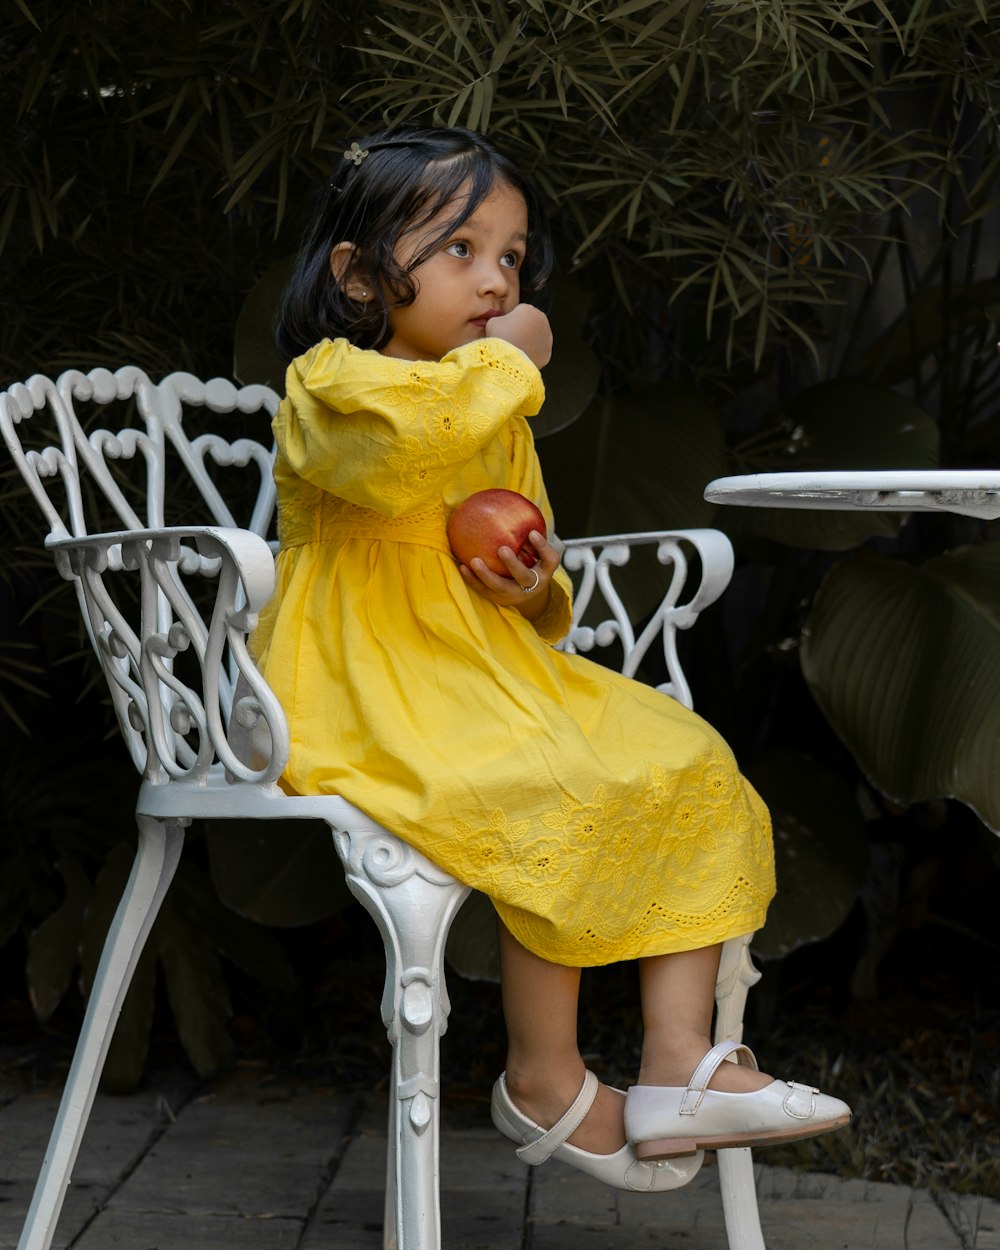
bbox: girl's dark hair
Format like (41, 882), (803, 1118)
(275, 125), (553, 362)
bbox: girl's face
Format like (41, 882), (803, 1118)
(380, 180), (528, 362)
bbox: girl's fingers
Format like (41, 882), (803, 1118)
(529, 529), (558, 568)
(496, 546), (545, 589)
(465, 557), (516, 594)
(461, 535), (558, 602)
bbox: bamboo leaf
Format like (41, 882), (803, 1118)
(634, 0), (707, 48)
(447, 82), (474, 128)
(148, 107), (206, 196)
(669, 46), (699, 132)
(0, 187), (22, 257)
(223, 141), (281, 213)
(601, 0), (676, 21)
(13, 0), (40, 29)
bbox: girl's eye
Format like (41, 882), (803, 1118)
(501, 251), (522, 270)
(446, 241), (470, 258)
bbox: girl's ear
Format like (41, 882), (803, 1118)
(330, 242), (372, 302)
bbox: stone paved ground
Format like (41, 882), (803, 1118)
(1, 1063), (998, 1250)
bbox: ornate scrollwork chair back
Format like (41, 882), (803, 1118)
(2, 367), (286, 786)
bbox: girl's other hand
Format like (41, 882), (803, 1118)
(486, 305), (553, 369)
(458, 529), (560, 621)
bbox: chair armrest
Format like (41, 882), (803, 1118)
(558, 528), (734, 709)
(47, 525), (289, 786)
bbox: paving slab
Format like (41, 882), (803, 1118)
(74, 1212), (304, 1249)
(97, 1085), (358, 1218)
(527, 1157), (1000, 1250)
(303, 1102), (525, 1249)
(2, 1065), (998, 1250)
(0, 1065), (200, 1249)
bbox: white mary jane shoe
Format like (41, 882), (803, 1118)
(624, 1039), (853, 1160)
(491, 1069), (704, 1193)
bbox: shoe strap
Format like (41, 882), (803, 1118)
(515, 1070), (599, 1165)
(680, 1040), (758, 1115)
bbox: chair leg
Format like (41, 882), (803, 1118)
(17, 813), (187, 1250)
(329, 820), (470, 1250)
(713, 933), (767, 1250)
(383, 1085), (398, 1250)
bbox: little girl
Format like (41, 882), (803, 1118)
(252, 123), (850, 1192)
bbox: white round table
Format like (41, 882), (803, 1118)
(703, 470), (1000, 521)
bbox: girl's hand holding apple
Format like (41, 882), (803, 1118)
(448, 489), (560, 619)
(459, 528), (560, 620)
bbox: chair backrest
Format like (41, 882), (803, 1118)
(1, 366), (287, 787)
(2, 365), (728, 791)
(2, 367), (278, 542)
(560, 528), (732, 709)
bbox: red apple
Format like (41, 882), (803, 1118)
(447, 489), (546, 575)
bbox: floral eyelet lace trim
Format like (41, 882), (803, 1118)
(443, 751), (774, 963)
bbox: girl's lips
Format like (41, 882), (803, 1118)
(471, 310), (503, 329)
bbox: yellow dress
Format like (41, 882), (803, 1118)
(251, 336), (775, 966)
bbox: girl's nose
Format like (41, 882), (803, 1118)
(478, 259), (511, 298)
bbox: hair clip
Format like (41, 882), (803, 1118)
(343, 142), (370, 166)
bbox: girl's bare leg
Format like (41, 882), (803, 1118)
(498, 920), (627, 1154)
(637, 943), (772, 1092)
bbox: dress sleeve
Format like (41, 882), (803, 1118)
(274, 337), (545, 518)
(506, 414), (575, 645)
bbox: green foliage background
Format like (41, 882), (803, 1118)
(3, 0), (1000, 1116)
(3, 0), (997, 388)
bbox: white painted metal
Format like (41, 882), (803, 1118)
(2, 366), (766, 1250)
(705, 469), (1000, 520)
(560, 528), (735, 709)
(714, 934), (767, 1250)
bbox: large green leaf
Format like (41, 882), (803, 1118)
(588, 382), (727, 534)
(172, 861), (297, 994)
(206, 819), (353, 927)
(801, 542), (1000, 831)
(444, 889), (500, 982)
(25, 857), (91, 1022)
(156, 890), (235, 1080)
(744, 749), (869, 961)
(724, 380), (940, 551)
(569, 382), (727, 627)
(534, 274), (600, 438)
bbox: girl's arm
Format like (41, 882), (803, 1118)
(457, 409), (574, 641)
(275, 338), (544, 517)
(484, 304), (552, 370)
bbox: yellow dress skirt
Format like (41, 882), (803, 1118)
(251, 337), (775, 966)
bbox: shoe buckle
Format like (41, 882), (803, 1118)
(783, 1081), (819, 1119)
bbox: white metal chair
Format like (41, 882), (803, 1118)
(1, 365), (767, 1250)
